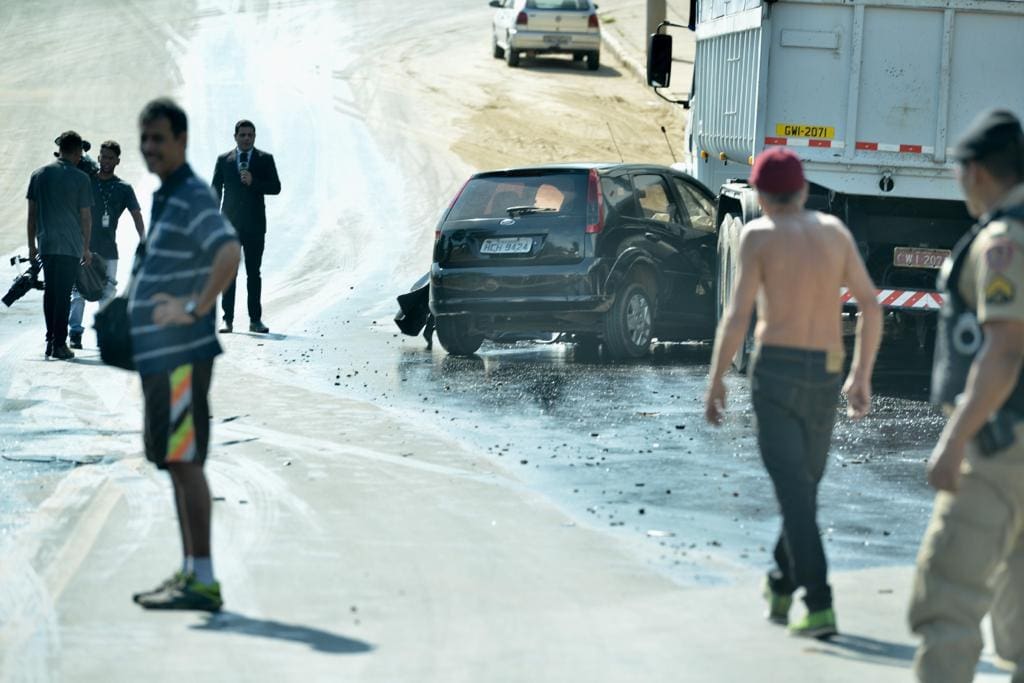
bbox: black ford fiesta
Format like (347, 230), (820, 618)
(430, 163), (720, 359)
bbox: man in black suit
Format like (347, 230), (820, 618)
(211, 119), (281, 333)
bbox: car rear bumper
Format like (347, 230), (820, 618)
(509, 30), (601, 52)
(430, 260), (612, 319)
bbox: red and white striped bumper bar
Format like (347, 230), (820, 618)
(765, 137), (845, 149)
(841, 288), (944, 310)
(764, 138), (938, 155)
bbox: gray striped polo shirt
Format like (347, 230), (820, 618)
(129, 163), (238, 376)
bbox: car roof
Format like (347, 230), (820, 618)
(472, 162), (681, 177)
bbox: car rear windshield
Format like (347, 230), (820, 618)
(448, 172), (588, 220)
(526, 0), (590, 10)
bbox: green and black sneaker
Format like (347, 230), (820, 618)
(762, 580), (793, 624)
(789, 608), (837, 639)
(132, 570), (189, 604)
(136, 575), (223, 612)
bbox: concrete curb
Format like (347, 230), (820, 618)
(602, 24), (648, 86)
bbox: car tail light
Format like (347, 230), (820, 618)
(516, 11), (528, 26)
(585, 169), (605, 234)
(588, 13), (599, 28)
(436, 177), (471, 241)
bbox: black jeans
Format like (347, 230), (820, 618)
(222, 231), (264, 323)
(750, 345), (842, 612)
(41, 255), (79, 346)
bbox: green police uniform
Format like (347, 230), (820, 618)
(909, 183), (1024, 683)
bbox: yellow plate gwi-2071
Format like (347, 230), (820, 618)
(775, 124), (835, 139)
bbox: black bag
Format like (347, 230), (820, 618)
(94, 244), (146, 371)
(76, 253), (108, 302)
(94, 296), (135, 370)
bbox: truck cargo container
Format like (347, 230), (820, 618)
(648, 0), (1024, 368)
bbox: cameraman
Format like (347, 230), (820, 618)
(26, 131), (93, 360)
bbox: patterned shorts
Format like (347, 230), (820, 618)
(142, 360), (213, 469)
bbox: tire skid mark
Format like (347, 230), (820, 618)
(216, 420), (506, 486)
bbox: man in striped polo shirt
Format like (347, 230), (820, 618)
(129, 99), (241, 612)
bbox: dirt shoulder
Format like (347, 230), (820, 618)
(349, 9), (689, 179)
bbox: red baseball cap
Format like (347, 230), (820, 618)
(750, 147), (805, 194)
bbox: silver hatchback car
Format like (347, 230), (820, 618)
(489, 0), (601, 70)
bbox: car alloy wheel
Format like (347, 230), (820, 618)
(603, 280), (655, 360)
(625, 291), (652, 347)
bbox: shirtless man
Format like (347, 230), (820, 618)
(704, 147), (882, 638)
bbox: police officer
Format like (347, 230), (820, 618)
(909, 109), (1024, 683)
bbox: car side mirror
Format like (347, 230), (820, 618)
(489, 0), (501, 6)
(647, 33), (673, 88)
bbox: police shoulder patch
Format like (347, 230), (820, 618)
(985, 274), (1016, 304)
(984, 237), (1016, 272)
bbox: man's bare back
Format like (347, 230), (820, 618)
(744, 210), (853, 352)
(706, 171), (881, 424)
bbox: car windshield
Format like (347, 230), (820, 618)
(526, 0), (590, 10)
(448, 173), (588, 220)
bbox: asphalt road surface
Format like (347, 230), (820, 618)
(0, 1), (958, 680)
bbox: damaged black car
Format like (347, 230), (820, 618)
(425, 163), (720, 359)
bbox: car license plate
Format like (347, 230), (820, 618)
(543, 34), (570, 45)
(481, 237), (533, 255)
(893, 247), (950, 269)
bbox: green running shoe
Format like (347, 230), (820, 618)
(136, 575), (223, 612)
(132, 570), (189, 604)
(789, 608), (837, 639)
(762, 580), (793, 624)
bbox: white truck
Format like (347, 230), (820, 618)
(648, 0), (1024, 367)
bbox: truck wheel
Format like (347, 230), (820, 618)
(719, 213), (753, 373)
(585, 50), (600, 71)
(506, 42), (520, 67)
(492, 36), (505, 59)
(436, 316), (484, 356)
(603, 280), (654, 360)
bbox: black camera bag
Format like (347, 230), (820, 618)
(76, 253), (108, 302)
(94, 295), (134, 370)
(94, 243), (146, 371)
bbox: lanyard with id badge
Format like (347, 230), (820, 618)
(97, 179), (116, 229)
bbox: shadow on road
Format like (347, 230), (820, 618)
(810, 633), (916, 667)
(192, 611), (374, 654)
(516, 56), (622, 78)
(69, 357), (106, 366)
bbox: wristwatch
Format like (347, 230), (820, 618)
(184, 299), (199, 321)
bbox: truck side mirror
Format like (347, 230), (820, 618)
(488, 0), (501, 6)
(647, 33), (673, 88)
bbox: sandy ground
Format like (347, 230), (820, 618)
(0, 1), (1014, 681)
(341, 6), (687, 183)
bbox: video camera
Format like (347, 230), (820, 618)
(3, 255), (44, 307)
(53, 136), (99, 177)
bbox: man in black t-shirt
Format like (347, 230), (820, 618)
(68, 140), (145, 349)
(27, 131), (93, 360)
